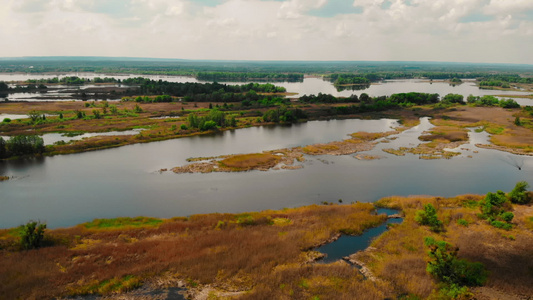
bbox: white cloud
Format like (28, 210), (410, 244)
(0, 0), (530, 63)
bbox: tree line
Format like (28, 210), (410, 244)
(196, 72), (303, 82)
(0, 135), (45, 159)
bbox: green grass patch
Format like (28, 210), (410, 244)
(68, 275), (142, 296)
(81, 217), (163, 230)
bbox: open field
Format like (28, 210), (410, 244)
(1, 192), (532, 299)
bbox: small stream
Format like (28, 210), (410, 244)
(316, 208), (402, 264)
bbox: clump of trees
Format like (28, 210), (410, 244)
(0, 135), (45, 159)
(424, 237), (487, 298)
(466, 95), (520, 108)
(196, 72), (303, 82)
(187, 110), (237, 131)
(262, 107), (307, 123)
(478, 181), (530, 230)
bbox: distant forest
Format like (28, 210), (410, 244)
(0, 57), (531, 82)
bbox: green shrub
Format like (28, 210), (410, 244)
(457, 219), (469, 227)
(508, 181), (530, 204)
(415, 204), (443, 232)
(425, 238), (487, 289)
(490, 220), (512, 230)
(500, 211), (514, 223)
(20, 221), (46, 250)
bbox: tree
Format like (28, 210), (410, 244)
(188, 113), (199, 128)
(415, 203), (443, 232)
(28, 110), (41, 122)
(508, 181), (530, 204)
(0, 137), (6, 159)
(20, 221), (46, 250)
(425, 238), (487, 289)
(481, 191), (507, 217)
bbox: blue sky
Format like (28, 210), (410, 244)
(1, 0), (532, 64)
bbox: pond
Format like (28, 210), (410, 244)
(317, 208), (402, 264)
(1, 116), (532, 229)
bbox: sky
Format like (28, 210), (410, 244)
(0, 0), (532, 64)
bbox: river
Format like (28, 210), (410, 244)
(1, 74), (532, 228)
(1, 116), (531, 228)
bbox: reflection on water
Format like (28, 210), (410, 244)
(2, 74), (531, 103)
(1, 117), (532, 229)
(317, 217), (403, 264)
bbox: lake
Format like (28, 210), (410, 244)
(1, 73), (531, 105)
(1, 116), (531, 229)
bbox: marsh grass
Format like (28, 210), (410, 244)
(80, 217), (164, 230)
(368, 194), (533, 299)
(0, 203), (389, 299)
(218, 153), (281, 170)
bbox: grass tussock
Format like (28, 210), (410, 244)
(418, 126), (469, 143)
(218, 153), (281, 170)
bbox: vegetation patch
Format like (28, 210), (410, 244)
(81, 217), (164, 230)
(219, 153), (281, 171)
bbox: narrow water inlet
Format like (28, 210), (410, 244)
(316, 208), (402, 264)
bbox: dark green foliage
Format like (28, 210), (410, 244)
(415, 204), (443, 232)
(508, 181), (531, 204)
(514, 116), (521, 126)
(499, 99), (520, 108)
(196, 72), (303, 82)
(0, 137), (7, 159)
(467, 95), (519, 108)
(4, 135), (45, 157)
(480, 191), (508, 217)
(480, 190), (515, 230)
(425, 237), (487, 289)
(200, 120), (217, 131)
(500, 212), (514, 223)
(490, 220), (513, 230)
(92, 109), (101, 119)
(76, 110), (85, 119)
(299, 93), (358, 104)
(20, 221), (47, 250)
(0, 81), (8, 91)
(262, 107), (306, 123)
(441, 93), (465, 104)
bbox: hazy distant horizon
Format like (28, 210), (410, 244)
(0, 56), (532, 67)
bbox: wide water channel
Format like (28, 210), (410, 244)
(1, 116), (532, 228)
(1, 73), (532, 105)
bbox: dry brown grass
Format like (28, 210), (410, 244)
(0, 203), (388, 299)
(219, 153), (281, 171)
(371, 194), (533, 299)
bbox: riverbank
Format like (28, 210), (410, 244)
(1, 99), (531, 159)
(1, 192), (532, 299)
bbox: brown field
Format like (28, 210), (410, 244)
(0, 203), (389, 299)
(370, 195), (533, 299)
(1, 193), (531, 299)
(431, 106), (533, 154)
